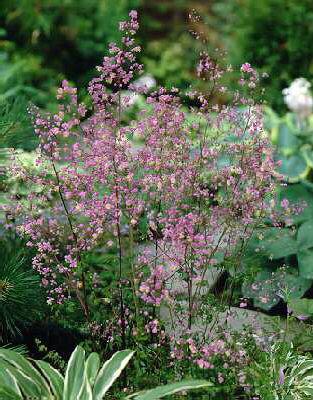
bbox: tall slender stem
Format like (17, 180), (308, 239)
(129, 226), (139, 325)
(51, 160), (89, 320)
(116, 217), (126, 349)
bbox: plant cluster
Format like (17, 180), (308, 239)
(1, 9), (307, 400)
(215, 0), (313, 112)
(241, 78), (313, 313)
(0, 345), (211, 399)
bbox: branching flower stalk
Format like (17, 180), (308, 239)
(4, 11), (280, 363)
(50, 158), (90, 320)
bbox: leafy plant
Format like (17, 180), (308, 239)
(241, 217), (313, 311)
(250, 342), (313, 399)
(216, 0), (313, 111)
(243, 265), (311, 311)
(265, 107), (313, 182)
(0, 0), (141, 107)
(288, 298), (313, 319)
(0, 345), (212, 399)
(241, 107), (313, 310)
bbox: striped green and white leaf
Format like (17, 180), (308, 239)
(85, 353), (100, 387)
(128, 380), (213, 400)
(0, 346), (212, 400)
(93, 350), (134, 400)
(63, 346), (86, 400)
(284, 358), (313, 399)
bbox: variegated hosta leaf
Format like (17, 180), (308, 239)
(0, 363), (21, 397)
(85, 352), (100, 387)
(129, 380), (213, 400)
(63, 346), (86, 400)
(0, 348), (52, 398)
(35, 359), (64, 399)
(287, 358), (313, 399)
(93, 349), (134, 400)
(0, 385), (21, 400)
(77, 370), (93, 400)
(0, 346), (211, 400)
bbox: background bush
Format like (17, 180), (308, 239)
(0, 0), (141, 105)
(216, 0), (313, 112)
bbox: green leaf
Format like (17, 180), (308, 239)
(253, 228), (297, 259)
(291, 359), (313, 377)
(265, 234), (297, 259)
(131, 380), (212, 400)
(243, 269), (311, 311)
(0, 385), (21, 400)
(85, 353), (100, 387)
(278, 184), (313, 224)
(301, 144), (313, 168)
(297, 220), (313, 250)
(289, 299), (313, 317)
(93, 350), (134, 400)
(0, 359), (41, 398)
(302, 387), (313, 396)
(0, 367), (21, 397)
(278, 154), (309, 183)
(63, 346), (86, 400)
(77, 371), (93, 400)
(298, 248), (313, 279)
(35, 359), (64, 399)
(264, 106), (279, 134)
(0, 348), (51, 397)
(276, 122), (300, 156)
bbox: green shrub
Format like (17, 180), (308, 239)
(0, 0), (141, 106)
(216, 0), (313, 112)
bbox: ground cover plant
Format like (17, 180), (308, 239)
(2, 9), (313, 400)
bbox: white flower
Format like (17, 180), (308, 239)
(133, 74), (156, 90)
(282, 77), (313, 118)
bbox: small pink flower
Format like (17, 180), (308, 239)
(280, 198), (289, 209)
(241, 63), (253, 73)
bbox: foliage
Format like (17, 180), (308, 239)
(0, 345), (212, 399)
(0, 29), (58, 106)
(35, 338), (67, 373)
(139, 1), (197, 90)
(240, 106), (313, 311)
(142, 33), (198, 90)
(0, 99), (38, 150)
(0, 238), (44, 342)
(249, 342), (313, 399)
(266, 107), (313, 183)
(0, 0), (141, 106)
(216, 0), (313, 111)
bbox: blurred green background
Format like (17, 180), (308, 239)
(0, 0), (313, 113)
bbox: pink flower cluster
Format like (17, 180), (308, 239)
(139, 265), (169, 306)
(5, 10), (279, 326)
(171, 333), (248, 386)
